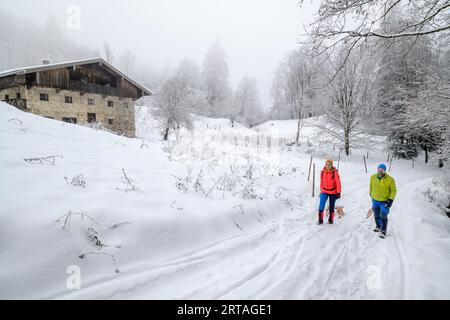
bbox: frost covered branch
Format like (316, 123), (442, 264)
(79, 251), (120, 274)
(24, 155), (63, 165)
(64, 174), (86, 188)
(116, 168), (139, 192)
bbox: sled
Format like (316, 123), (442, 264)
(325, 206), (345, 219)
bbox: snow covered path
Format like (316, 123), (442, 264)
(55, 157), (448, 300)
(1, 104), (449, 300)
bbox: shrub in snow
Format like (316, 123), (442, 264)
(57, 211), (103, 240)
(81, 122), (117, 135)
(172, 168), (192, 193)
(64, 174), (86, 188)
(57, 211), (120, 273)
(239, 181), (260, 200)
(87, 227), (103, 247)
(422, 178), (450, 218)
(193, 170), (206, 194)
(116, 168), (139, 192)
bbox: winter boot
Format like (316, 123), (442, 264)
(328, 211), (335, 224)
(380, 232), (386, 239)
(318, 211), (324, 225)
(373, 227), (381, 233)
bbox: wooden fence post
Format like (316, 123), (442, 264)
(337, 150), (341, 171)
(363, 155), (368, 174)
(307, 156), (313, 181)
(312, 163), (316, 198)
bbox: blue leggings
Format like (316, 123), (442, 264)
(319, 193), (337, 213)
(372, 200), (390, 232)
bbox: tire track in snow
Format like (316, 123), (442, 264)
(382, 174), (420, 300)
(390, 225), (410, 299)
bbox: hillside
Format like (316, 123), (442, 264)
(0, 103), (449, 299)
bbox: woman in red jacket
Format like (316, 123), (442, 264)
(318, 159), (342, 225)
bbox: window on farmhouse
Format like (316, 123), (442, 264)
(65, 96), (73, 104)
(108, 119), (114, 125)
(4, 94), (9, 100)
(88, 98), (95, 106)
(16, 93), (21, 99)
(107, 101), (114, 107)
(40, 93), (49, 101)
(87, 113), (96, 124)
(62, 117), (77, 124)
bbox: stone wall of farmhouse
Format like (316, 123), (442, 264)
(1, 86), (136, 138)
(0, 85), (27, 101)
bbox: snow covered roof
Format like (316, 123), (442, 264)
(0, 58), (152, 96)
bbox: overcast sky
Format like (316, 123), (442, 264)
(1, 0), (319, 109)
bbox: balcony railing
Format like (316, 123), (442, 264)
(67, 80), (120, 97)
(2, 98), (27, 110)
(33, 80), (121, 97)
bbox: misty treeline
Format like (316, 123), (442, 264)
(0, 10), (162, 90)
(0, 11), (94, 70)
(150, 41), (266, 140)
(271, 0), (450, 166)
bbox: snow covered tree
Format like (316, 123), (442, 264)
(304, 0), (450, 66)
(177, 58), (202, 90)
(175, 58), (209, 116)
(202, 41), (232, 117)
(154, 77), (194, 141)
(103, 42), (115, 65)
(320, 47), (375, 156)
(270, 47), (322, 142)
(270, 67), (294, 120)
(374, 11), (443, 161)
(119, 50), (136, 75)
(234, 75), (264, 127)
(399, 44), (450, 165)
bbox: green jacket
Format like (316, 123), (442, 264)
(370, 173), (397, 202)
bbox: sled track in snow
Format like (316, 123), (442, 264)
(390, 222), (410, 299)
(387, 176), (418, 300)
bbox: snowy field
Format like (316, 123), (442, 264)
(1, 102), (449, 300)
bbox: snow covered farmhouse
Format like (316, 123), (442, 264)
(0, 58), (151, 137)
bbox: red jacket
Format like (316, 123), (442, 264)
(320, 167), (341, 195)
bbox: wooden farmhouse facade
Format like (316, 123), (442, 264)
(0, 58), (151, 137)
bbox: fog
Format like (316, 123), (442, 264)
(0, 0), (319, 109)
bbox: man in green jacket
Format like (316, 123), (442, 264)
(370, 164), (397, 238)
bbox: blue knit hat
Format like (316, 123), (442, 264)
(378, 163), (387, 171)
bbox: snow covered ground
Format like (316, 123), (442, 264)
(1, 102), (449, 300)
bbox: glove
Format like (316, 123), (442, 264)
(386, 199), (393, 208)
(336, 193), (341, 199)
